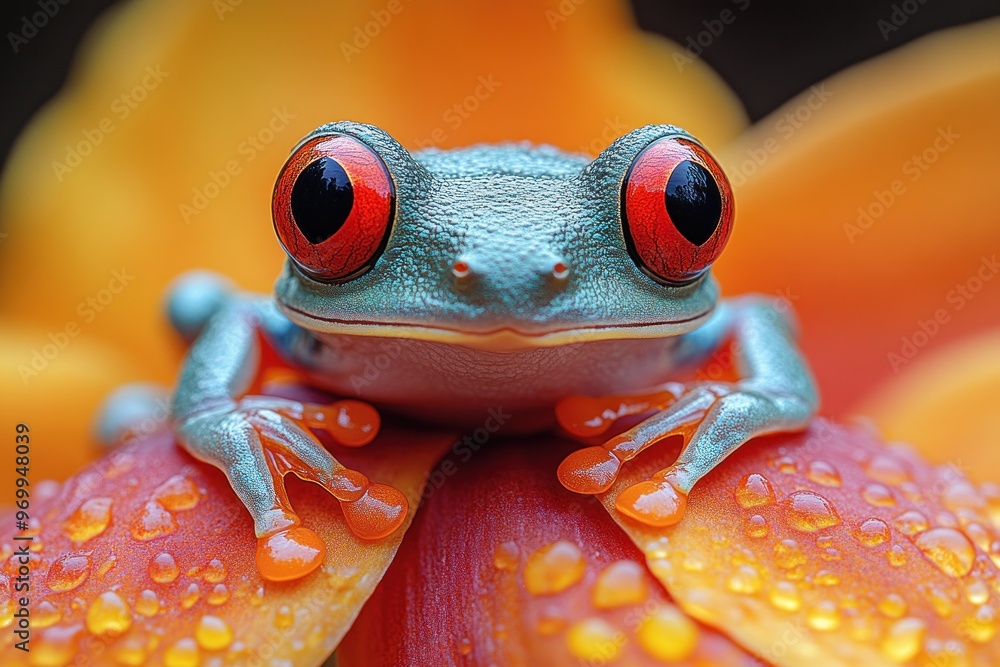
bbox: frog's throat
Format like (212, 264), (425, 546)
(276, 300), (714, 352)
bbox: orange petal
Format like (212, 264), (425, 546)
(0, 424), (454, 666)
(862, 329), (1000, 483)
(714, 19), (1000, 415)
(339, 438), (761, 666)
(599, 419), (1000, 666)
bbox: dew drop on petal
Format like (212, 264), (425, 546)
(857, 518), (891, 546)
(806, 460), (842, 487)
(149, 552), (179, 583)
(746, 514), (769, 538)
(914, 527), (976, 578)
(636, 605), (699, 662)
(152, 474), (201, 511)
(195, 615), (233, 651)
(135, 589), (160, 617)
(592, 560), (647, 609)
(164, 637), (200, 667)
(524, 540), (586, 596)
(64, 498), (112, 543)
(782, 491), (841, 532)
(880, 617), (926, 662)
(46, 553), (91, 592)
(736, 473), (776, 508)
(768, 580), (802, 612)
(131, 501), (179, 541)
(565, 617), (621, 662)
(862, 483), (896, 508)
(86, 591), (131, 637)
(893, 510), (930, 536)
(492, 541), (519, 572)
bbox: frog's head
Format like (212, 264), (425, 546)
(273, 122), (734, 351)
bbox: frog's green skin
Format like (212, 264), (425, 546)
(150, 122), (817, 539)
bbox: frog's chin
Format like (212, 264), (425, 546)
(276, 301), (714, 352)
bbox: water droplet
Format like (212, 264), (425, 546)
(878, 593), (907, 618)
(857, 518), (891, 546)
(867, 454), (910, 485)
(636, 605), (699, 662)
(64, 497), (112, 543)
(592, 560), (647, 609)
(195, 615), (233, 651)
(746, 514), (768, 538)
(773, 539), (808, 570)
(862, 483), (896, 507)
(768, 580), (801, 612)
(164, 637), (200, 667)
(880, 617), (926, 662)
(275, 605), (294, 630)
(914, 527), (976, 577)
(114, 635), (148, 666)
(924, 585), (956, 618)
(815, 570), (840, 586)
(961, 604), (997, 643)
(202, 558), (226, 583)
(966, 579), (990, 605)
(152, 474), (201, 511)
(457, 638), (472, 655)
(135, 589), (160, 617)
(86, 591), (131, 636)
(942, 481), (986, 513)
(131, 501), (178, 541)
(46, 553), (91, 591)
(181, 583), (201, 609)
(806, 460), (841, 487)
(893, 510), (929, 536)
(727, 564), (762, 594)
(492, 541), (519, 572)
(773, 456), (797, 474)
(806, 601), (841, 631)
(783, 491), (840, 532)
(887, 545), (907, 567)
(565, 617), (621, 662)
(736, 473), (776, 508)
(149, 552), (179, 583)
(207, 584), (229, 606)
(524, 541), (586, 596)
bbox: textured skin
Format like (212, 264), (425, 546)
(167, 122), (818, 548)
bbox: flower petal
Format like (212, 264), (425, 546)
(0, 424), (454, 666)
(339, 437), (761, 666)
(862, 330), (1000, 483)
(599, 420), (1000, 666)
(714, 19), (1000, 415)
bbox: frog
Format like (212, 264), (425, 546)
(148, 121), (817, 581)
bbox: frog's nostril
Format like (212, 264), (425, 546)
(551, 261), (570, 282)
(452, 260), (473, 289)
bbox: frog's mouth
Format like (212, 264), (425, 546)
(276, 300), (714, 352)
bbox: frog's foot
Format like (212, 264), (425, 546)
(557, 381), (813, 528)
(177, 396), (406, 581)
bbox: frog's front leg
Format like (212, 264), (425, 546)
(557, 295), (818, 527)
(172, 288), (407, 581)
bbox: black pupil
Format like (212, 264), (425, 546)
(664, 160), (722, 246)
(290, 157), (354, 244)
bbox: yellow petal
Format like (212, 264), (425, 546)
(714, 19), (1000, 416)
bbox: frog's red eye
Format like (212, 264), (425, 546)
(273, 134), (395, 282)
(621, 136), (734, 285)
